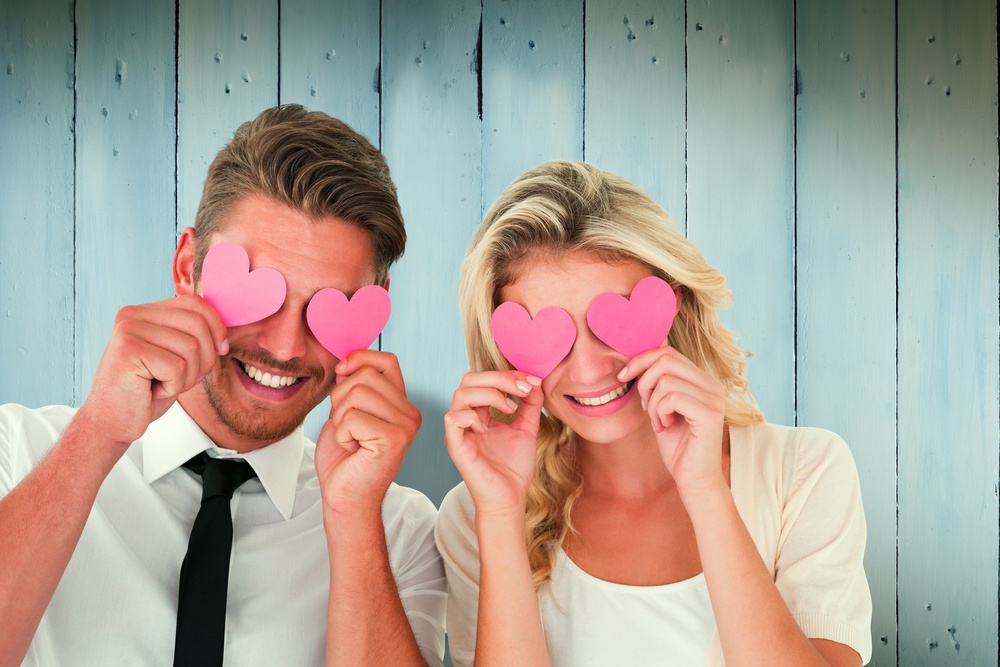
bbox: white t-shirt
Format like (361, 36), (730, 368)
(543, 550), (717, 666)
(0, 402), (447, 667)
(435, 422), (873, 667)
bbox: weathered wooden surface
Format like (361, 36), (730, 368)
(1, 2), (997, 662)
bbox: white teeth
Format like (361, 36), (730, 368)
(573, 381), (631, 406)
(242, 363), (299, 388)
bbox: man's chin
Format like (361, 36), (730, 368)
(217, 411), (303, 444)
(202, 382), (313, 444)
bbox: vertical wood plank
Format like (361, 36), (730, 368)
(74, 0), (177, 403)
(897, 0), (999, 664)
(795, 1), (898, 663)
(0, 0), (76, 408)
(177, 0), (278, 234)
(584, 0), (687, 233)
(381, 0), (482, 506)
(686, 0), (795, 425)
(279, 0), (380, 142)
(481, 0), (584, 211)
(279, 0), (381, 443)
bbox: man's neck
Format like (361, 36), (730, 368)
(176, 389), (277, 454)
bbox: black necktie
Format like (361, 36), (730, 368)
(174, 452), (257, 667)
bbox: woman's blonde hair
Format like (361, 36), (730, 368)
(459, 160), (763, 590)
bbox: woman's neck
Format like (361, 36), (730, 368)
(574, 427), (676, 501)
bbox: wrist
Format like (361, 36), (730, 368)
(475, 506), (528, 543)
(62, 408), (132, 475)
(677, 478), (733, 518)
(323, 497), (385, 534)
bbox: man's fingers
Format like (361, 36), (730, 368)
(332, 407), (412, 456)
(334, 349), (405, 391)
(328, 373), (421, 432)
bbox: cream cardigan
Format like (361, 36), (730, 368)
(435, 422), (872, 666)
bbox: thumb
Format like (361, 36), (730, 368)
(315, 418), (353, 475)
(512, 384), (545, 435)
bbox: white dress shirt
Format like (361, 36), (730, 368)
(0, 402), (446, 666)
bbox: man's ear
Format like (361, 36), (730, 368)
(382, 273), (390, 292)
(173, 227), (198, 296)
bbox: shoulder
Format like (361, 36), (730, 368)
(436, 481), (476, 537)
(382, 482), (438, 531)
(741, 422), (858, 487)
(0, 403), (77, 433)
(0, 404), (78, 492)
(434, 482), (481, 578)
(0, 403), (77, 452)
(380, 484), (444, 579)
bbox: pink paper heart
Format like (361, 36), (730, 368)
(586, 276), (677, 358)
(490, 302), (577, 379)
(306, 285), (391, 359)
(201, 242), (287, 327)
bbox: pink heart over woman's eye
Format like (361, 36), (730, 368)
(586, 276), (677, 358)
(490, 303), (577, 379)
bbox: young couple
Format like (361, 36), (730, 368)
(0, 105), (870, 667)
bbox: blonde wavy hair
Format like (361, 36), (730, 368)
(459, 160), (763, 591)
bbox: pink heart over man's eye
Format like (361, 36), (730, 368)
(306, 285), (391, 360)
(201, 242), (287, 327)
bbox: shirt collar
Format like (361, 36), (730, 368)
(142, 402), (304, 520)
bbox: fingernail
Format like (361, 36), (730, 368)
(505, 397), (518, 412)
(617, 366), (629, 380)
(219, 338), (229, 355)
(640, 399), (646, 411)
(515, 381), (531, 393)
(526, 375), (542, 386)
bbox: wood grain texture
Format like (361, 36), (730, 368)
(794, 1), (898, 663)
(481, 0), (584, 212)
(0, 2), (997, 661)
(686, 0), (796, 426)
(278, 0), (382, 446)
(584, 0), (687, 233)
(74, 0), (177, 403)
(0, 0), (76, 408)
(177, 0), (278, 234)
(897, 0), (999, 663)
(279, 0), (380, 142)
(380, 0), (481, 506)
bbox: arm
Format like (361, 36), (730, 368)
(0, 297), (227, 667)
(623, 348), (865, 667)
(315, 350), (436, 666)
(684, 483), (862, 667)
(442, 370), (550, 667)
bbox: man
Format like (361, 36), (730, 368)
(0, 105), (445, 666)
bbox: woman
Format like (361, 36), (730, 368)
(435, 161), (872, 666)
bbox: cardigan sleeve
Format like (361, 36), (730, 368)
(772, 426), (873, 663)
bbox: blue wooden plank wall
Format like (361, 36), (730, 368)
(1, 1), (997, 664)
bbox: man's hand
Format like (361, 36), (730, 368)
(314, 349), (421, 517)
(76, 295), (229, 458)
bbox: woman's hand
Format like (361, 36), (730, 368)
(443, 371), (544, 518)
(618, 346), (728, 499)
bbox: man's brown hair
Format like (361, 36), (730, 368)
(193, 104), (405, 284)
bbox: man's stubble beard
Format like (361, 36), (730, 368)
(202, 353), (335, 443)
